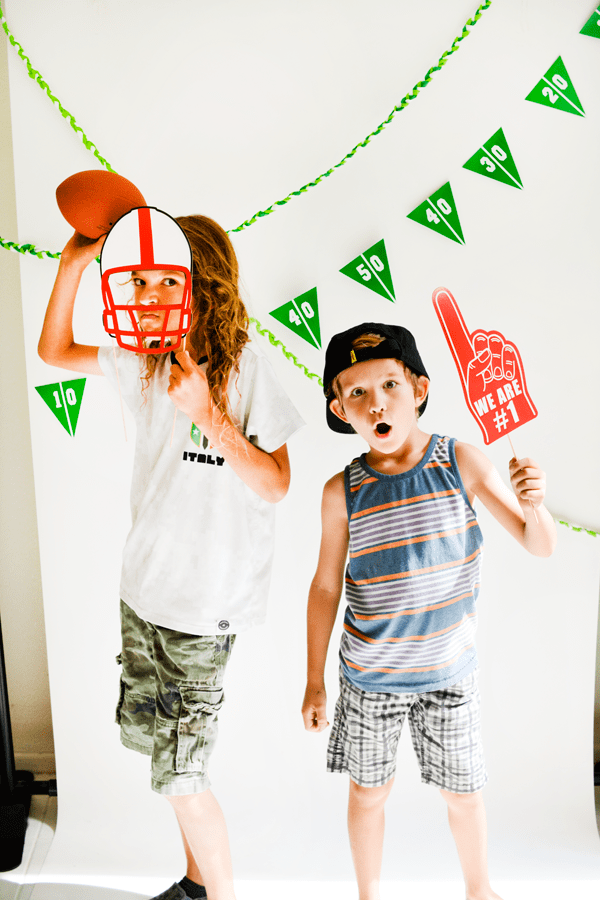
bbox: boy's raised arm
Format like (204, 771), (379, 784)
(302, 472), (349, 733)
(455, 441), (556, 558)
(38, 232), (105, 375)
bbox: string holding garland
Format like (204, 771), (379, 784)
(0, 2), (114, 172)
(0, 0), (493, 248)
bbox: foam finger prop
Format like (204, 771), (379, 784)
(56, 170), (146, 239)
(100, 207), (192, 354)
(432, 287), (537, 445)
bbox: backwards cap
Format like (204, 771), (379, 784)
(100, 207), (192, 353)
(323, 321), (430, 433)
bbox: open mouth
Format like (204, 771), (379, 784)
(375, 422), (391, 435)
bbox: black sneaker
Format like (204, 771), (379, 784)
(150, 884), (190, 900)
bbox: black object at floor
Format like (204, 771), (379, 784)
(0, 611), (30, 871)
(0, 615), (56, 872)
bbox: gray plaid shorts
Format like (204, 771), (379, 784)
(327, 667), (487, 793)
(116, 600), (235, 796)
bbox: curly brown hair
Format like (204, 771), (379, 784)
(141, 215), (249, 420)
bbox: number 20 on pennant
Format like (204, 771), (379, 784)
(525, 56), (585, 117)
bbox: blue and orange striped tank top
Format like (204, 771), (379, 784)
(340, 434), (484, 693)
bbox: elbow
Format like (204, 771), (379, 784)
(264, 456), (291, 503)
(263, 465), (291, 504)
(264, 475), (290, 504)
(38, 335), (62, 367)
(539, 537), (557, 558)
(38, 339), (53, 365)
(528, 535), (557, 559)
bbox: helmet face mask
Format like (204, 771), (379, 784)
(100, 207), (193, 354)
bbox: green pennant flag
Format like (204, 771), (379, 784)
(525, 56), (585, 117)
(270, 287), (321, 349)
(407, 182), (464, 244)
(463, 127), (523, 189)
(339, 239), (395, 302)
(580, 6), (600, 38)
(35, 378), (86, 436)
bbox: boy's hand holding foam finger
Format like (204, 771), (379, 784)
(509, 456), (546, 511)
(302, 685), (329, 733)
(168, 350), (213, 429)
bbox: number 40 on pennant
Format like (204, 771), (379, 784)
(269, 287), (322, 350)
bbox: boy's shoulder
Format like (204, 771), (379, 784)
(453, 439), (495, 492)
(322, 470), (347, 515)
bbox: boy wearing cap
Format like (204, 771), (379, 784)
(301, 323), (556, 900)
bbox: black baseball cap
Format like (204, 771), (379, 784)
(323, 322), (429, 433)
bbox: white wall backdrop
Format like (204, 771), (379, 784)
(2, 0), (600, 897)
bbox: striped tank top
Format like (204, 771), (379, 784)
(340, 434), (484, 693)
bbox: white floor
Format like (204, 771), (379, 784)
(1, 789), (600, 900)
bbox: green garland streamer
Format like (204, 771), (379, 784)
(230, 0), (493, 232)
(0, 0), (492, 245)
(250, 317), (322, 385)
(0, 2), (488, 389)
(555, 518), (599, 538)
(3, 1), (597, 542)
(0, 2), (115, 172)
(0, 235), (61, 260)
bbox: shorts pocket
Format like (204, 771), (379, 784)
(175, 687), (224, 774)
(115, 676), (126, 725)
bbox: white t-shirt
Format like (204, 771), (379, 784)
(98, 342), (304, 634)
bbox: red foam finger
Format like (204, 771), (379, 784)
(488, 333), (504, 379)
(501, 343), (517, 381)
(432, 287), (474, 380)
(467, 348), (492, 381)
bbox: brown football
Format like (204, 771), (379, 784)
(56, 170), (146, 239)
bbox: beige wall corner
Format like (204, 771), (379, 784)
(0, 30), (55, 776)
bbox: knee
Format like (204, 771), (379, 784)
(349, 778), (394, 811)
(440, 788), (483, 812)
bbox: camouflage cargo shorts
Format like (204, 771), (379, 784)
(116, 600), (235, 795)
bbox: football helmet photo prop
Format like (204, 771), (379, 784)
(100, 207), (193, 353)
